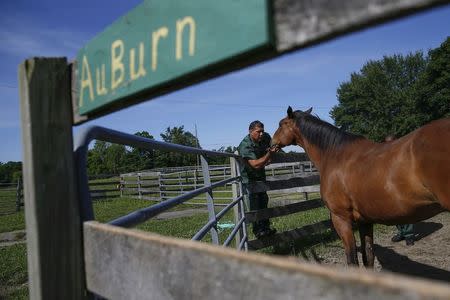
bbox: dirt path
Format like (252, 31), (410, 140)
(155, 208), (207, 220)
(0, 230), (26, 247)
(299, 212), (450, 284)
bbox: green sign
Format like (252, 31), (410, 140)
(76, 0), (273, 115)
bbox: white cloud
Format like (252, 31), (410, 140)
(0, 15), (89, 59)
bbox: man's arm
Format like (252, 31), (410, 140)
(246, 146), (279, 169)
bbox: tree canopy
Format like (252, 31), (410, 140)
(331, 37), (450, 142)
(85, 126), (211, 176)
(0, 161), (22, 183)
(155, 126), (200, 168)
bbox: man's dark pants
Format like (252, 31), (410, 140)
(243, 184), (270, 235)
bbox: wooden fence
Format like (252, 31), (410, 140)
(0, 181), (23, 215)
(119, 169), (231, 202)
(0, 162), (318, 213)
(88, 178), (121, 201)
(0, 177), (120, 215)
(117, 158), (326, 251)
(245, 166), (325, 250)
(119, 161), (316, 203)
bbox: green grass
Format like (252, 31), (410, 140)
(0, 243), (28, 300)
(0, 186), (19, 215)
(0, 212), (25, 233)
(93, 197), (236, 244)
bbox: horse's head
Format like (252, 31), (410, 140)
(271, 106), (312, 149)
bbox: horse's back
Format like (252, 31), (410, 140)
(332, 118), (450, 222)
(412, 118), (450, 209)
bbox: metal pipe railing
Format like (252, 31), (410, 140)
(238, 234), (248, 250)
(192, 196), (242, 241)
(109, 177), (236, 228)
(74, 126), (240, 222)
(74, 125), (248, 249)
(223, 217), (246, 247)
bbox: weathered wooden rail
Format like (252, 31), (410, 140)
(244, 171), (326, 250)
(83, 221), (450, 300)
(89, 180), (121, 200)
(119, 161), (316, 203)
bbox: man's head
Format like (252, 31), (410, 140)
(249, 120), (265, 143)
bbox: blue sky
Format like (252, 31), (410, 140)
(0, 1), (449, 162)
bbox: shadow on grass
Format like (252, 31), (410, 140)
(271, 229), (340, 261)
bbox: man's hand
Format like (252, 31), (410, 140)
(247, 145), (280, 169)
(267, 144), (280, 154)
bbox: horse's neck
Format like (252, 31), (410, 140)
(300, 140), (327, 172)
(300, 139), (349, 172)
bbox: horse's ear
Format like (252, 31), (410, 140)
(305, 107), (313, 114)
(287, 106), (293, 118)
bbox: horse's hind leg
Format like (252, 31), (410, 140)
(358, 223), (374, 268)
(331, 213), (358, 266)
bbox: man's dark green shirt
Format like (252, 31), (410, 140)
(237, 132), (271, 184)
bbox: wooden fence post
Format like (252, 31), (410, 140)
(19, 58), (86, 299)
(193, 169), (198, 189)
(138, 174), (142, 199)
(120, 175), (124, 197)
(158, 172), (164, 201)
(16, 178), (22, 212)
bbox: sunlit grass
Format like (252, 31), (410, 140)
(0, 212), (25, 233)
(0, 243), (28, 300)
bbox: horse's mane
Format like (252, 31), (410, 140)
(294, 111), (364, 151)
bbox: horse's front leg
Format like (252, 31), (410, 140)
(358, 223), (374, 268)
(330, 213), (358, 266)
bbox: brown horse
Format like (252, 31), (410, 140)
(271, 106), (450, 267)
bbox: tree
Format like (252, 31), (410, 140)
(126, 131), (155, 171)
(208, 146), (238, 165)
(104, 144), (127, 174)
(156, 126), (200, 167)
(415, 37), (450, 124)
(331, 52), (428, 141)
(87, 140), (109, 175)
(331, 38), (450, 141)
(0, 161), (22, 183)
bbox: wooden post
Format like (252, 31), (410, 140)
(158, 172), (164, 201)
(137, 174), (142, 199)
(194, 169), (198, 189)
(119, 175), (124, 197)
(19, 58), (87, 299)
(16, 178), (22, 212)
(303, 192), (309, 201)
(179, 172), (183, 193)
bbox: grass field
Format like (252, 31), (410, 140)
(0, 185), (19, 216)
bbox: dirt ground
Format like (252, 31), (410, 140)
(295, 212), (450, 284)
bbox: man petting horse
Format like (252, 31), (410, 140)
(238, 120), (279, 238)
